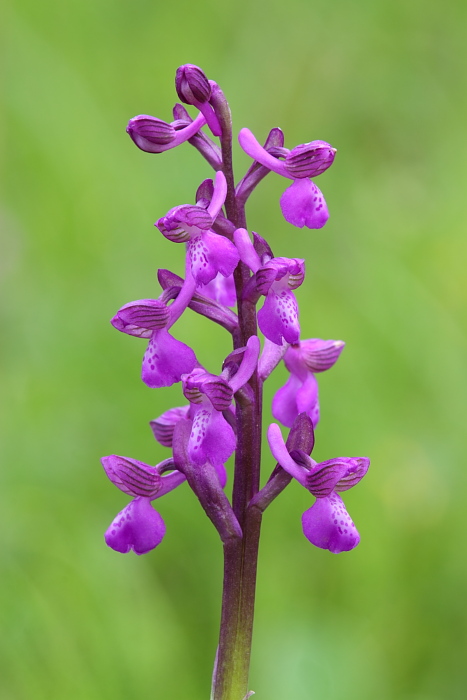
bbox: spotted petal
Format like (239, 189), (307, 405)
(188, 231), (240, 286)
(188, 406), (236, 466)
(258, 288), (300, 345)
(280, 179), (329, 229)
(105, 497), (166, 555)
(301, 492), (360, 553)
(142, 328), (196, 388)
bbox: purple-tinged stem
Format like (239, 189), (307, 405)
(210, 83), (263, 700)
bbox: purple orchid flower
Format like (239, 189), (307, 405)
(234, 228), (304, 345)
(102, 455), (186, 555)
(182, 336), (260, 473)
(111, 260), (198, 388)
(127, 111), (207, 153)
(272, 339), (345, 428)
(267, 423), (369, 553)
(156, 171), (239, 287)
(175, 64), (222, 137)
(238, 128), (336, 229)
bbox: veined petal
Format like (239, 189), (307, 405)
(101, 455), (161, 498)
(258, 288), (300, 345)
(299, 339), (345, 373)
(105, 497), (166, 555)
(142, 328), (196, 388)
(111, 299), (169, 337)
(301, 492), (360, 553)
(305, 458), (354, 498)
(188, 406), (236, 466)
(150, 406), (191, 447)
(280, 179), (329, 229)
(335, 457), (370, 492)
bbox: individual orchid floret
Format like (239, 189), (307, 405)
(127, 111), (207, 153)
(156, 171), (240, 286)
(111, 264), (197, 388)
(102, 455), (186, 555)
(256, 257), (304, 345)
(175, 64), (222, 137)
(182, 336), (260, 470)
(267, 424), (369, 553)
(272, 339), (345, 428)
(234, 228), (304, 345)
(238, 128), (336, 229)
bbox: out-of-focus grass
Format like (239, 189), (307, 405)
(1, 0), (466, 698)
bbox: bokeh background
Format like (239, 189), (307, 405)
(2, 0), (467, 698)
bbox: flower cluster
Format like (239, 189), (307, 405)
(102, 63), (369, 562)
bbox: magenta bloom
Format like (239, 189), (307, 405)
(111, 297), (197, 389)
(127, 111), (207, 153)
(267, 424), (369, 553)
(102, 455), (186, 555)
(256, 256), (304, 345)
(156, 172), (239, 287)
(238, 128), (335, 229)
(272, 339), (345, 427)
(182, 336), (260, 470)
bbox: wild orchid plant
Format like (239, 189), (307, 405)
(102, 64), (370, 700)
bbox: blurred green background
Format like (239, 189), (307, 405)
(2, 0), (466, 698)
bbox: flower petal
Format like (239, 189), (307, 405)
(280, 179), (329, 229)
(188, 406), (236, 466)
(189, 230), (239, 286)
(305, 458), (354, 498)
(272, 374), (302, 428)
(295, 372), (320, 426)
(150, 406), (191, 447)
(111, 299), (170, 337)
(101, 455), (161, 498)
(257, 288), (300, 345)
(105, 497), (166, 555)
(335, 457), (370, 492)
(301, 492), (360, 553)
(142, 328), (196, 388)
(201, 273), (237, 307)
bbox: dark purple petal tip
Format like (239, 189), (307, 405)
(175, 64), (211, 105)
(111, 299), (170, 337)
(299, 339), (345, 373)
(335, 457), (370, 492)
(102, 455), (162, 499)
(127, 115), (176, 152)
(285, 141), (336, 178)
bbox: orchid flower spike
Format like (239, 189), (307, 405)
(238, 128), (336, 229)
(156, 171), (240, 287)
(272, 339), (345, 427)
(127, 111), (207, 153)
(182, 336), (260, 473)
(267, 423), (369, 553)
(102, 455), (186, 555)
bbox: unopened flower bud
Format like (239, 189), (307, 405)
(127, 115), (176, 152)
(175, 64), (211, 105)
(285, 141), (336, 178)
